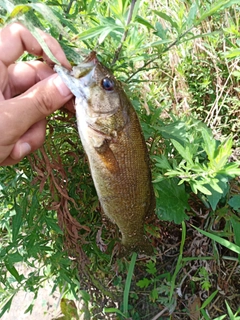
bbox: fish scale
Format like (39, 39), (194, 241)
(54, 52), (155, 255)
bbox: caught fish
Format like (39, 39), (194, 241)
(54, 52), (155, 255)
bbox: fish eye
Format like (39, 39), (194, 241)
(101, 78), (114, 91)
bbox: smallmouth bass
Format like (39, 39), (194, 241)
(54, 52), (155, 255)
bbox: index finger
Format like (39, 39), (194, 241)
(0, 22), (71, 69)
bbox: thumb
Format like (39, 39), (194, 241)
(0, 74), (73, 143)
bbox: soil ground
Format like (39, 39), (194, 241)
(2, 285), (61, 320)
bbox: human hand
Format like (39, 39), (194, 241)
(0, 22), (74, 166)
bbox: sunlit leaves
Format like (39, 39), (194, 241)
(154, 118), (240, 212)
(155, 178), (190, 224)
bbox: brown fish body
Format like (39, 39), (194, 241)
(55, 53), (155, 254)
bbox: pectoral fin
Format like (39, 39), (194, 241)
(93, 138), (119, 174)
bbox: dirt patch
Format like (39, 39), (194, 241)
(1, 284), (61, 320)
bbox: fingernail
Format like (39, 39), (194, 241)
(19, 142), (31, 158)
(53, 75), (72, 97)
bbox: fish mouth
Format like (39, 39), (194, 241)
(54, 52), (98, 99)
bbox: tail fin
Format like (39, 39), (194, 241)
(120, 236), (154, 257)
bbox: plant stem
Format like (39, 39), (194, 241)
(112, 0), (137, 65)
(126, 26), (194, 82)
(150, 306), (168, 320)
(59, 0), (75, 41)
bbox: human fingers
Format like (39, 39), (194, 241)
(0, 74), (73, 153)
(1, 119), (47, 166)
(0, 22), (71, 68)
(6, 61), (54, 98)
(8, 61), (76, 112)
(0, 61), (9, 99)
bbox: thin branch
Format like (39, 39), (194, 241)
(126, 26), (194, 83)
(66, 0), (75, 15)
(59, 0), (75, 41)
(150, 307), (169, 320)
(111, 0), (137, 65)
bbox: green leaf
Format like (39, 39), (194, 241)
(60, 42), (83, 64)
(190, 181), (212, 195)
(171, 139), (193, 165)
(225, 48), (240, 58)
(143, 38), (172, 48)
(29, 3), (68, 37)
(132, 0), (142, 21)
(135, 15), (155, 30)
(200, 309), (212, 320)
(201, 127), (216, 162)
(225, 301), (235, 319)
(228, 195), (240, 211)
(220, 162), (240, 177)
(232, 71), (240, 78)
(184, 2), (198, 28)
(146, 261), (157, 275)
(193, 226), (240, 254)
(12, 202), (23, 242)
(213, 137), (233, 170)
(79, 290), (91, 303)
(9, 4), (31, 18)
(213, 316), (227, 320)
(87, 0), (96, 14)
(22, 19), (60, 64)
(201, 279), (211, 291)
(8, 252), (23, 264)
(0, 295), (14, 318)
(10, 3), (68, 38)
(200, 290), (218, 309)
(5, 263), (23, 282)
(150, 288), (158, 302)
(154, 154), (172, 171)
(123, 252), (137, 315)
(153, 10), (179, 31)
(158, 120), (188, 145)
(205, 176), (229, 210)
(154, 21), (168, 40)
(27, 192), (39, 227)
(98, 27), (113, 44)
(155, 178), (190, 224)
(51, 8), (79, 34)
(45, 217), (63, 234)
(196, 0), (240, 25)
(104, 307), (128, 318)
(78, 26), (109, 41)
(136, 278), (151, 288)
(230, 216), (240, 247)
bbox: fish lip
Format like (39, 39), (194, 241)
(54, 64), (95, 99)
(54, 52), (98, 98)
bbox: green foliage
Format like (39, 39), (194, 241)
(192, 267), (212, 291)
(155, 178), (190, 223)
(229, 195), (240, 212)
(193, 225), (240, 255)
(0, 0), (240, 318)
(136, 260), (173, 306)
(153, 118), (240, 219)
